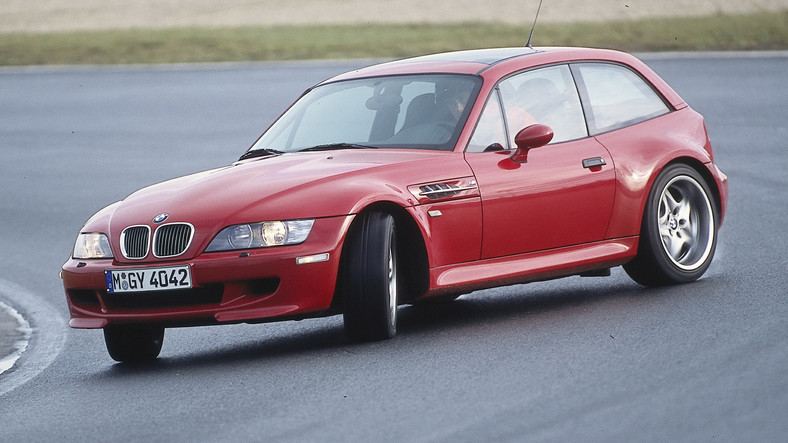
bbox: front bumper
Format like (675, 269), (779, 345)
(62, 215), (352, 329)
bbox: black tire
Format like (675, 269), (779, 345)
(103, 324), (165, 363)
(342, 211), (399, 342)
(624, 164), (718, 286)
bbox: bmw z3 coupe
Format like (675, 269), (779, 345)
(62, 47), (728, 362)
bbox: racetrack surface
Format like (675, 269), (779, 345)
(0, 53), (786, 441)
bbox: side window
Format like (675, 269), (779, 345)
(574, 63), (670, 134)
(467, 92), (507, 153)
(499, 65), (588, 145)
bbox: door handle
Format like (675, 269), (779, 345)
(582, 157), (607, 168)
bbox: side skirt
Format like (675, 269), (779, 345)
(426, 237), (638, 297)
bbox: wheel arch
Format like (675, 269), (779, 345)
(624, 159), (720, 286)
(653, 157), (723, 222)
(332, 201), (429, 310)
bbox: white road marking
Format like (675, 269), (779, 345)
(0, 300), (32, 374)
(0, 279), (66, 397)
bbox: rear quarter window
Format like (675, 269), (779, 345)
(573, 63), (670, 135)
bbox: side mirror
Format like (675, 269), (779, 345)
(510, 124), (554, 163)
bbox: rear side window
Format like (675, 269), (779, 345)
(573, 63), (670, 135)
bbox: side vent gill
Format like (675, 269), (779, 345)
(419, 183), (467, 200)
(408, 177), (479, 204)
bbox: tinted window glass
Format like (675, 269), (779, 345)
(499, 64), (587, 144)
(292, 86), (376, 147)
(467, 92), (507, 153)
(250, 74), (481, 153)
(574, 63), (670, 134)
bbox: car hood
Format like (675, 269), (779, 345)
(92, 150), (473, 261)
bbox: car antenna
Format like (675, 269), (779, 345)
(525, 0), (545, 48)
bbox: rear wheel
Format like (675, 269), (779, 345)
(342, 211), (399, 342)
(104, 324), (164, 363)
(624, 164), (718, 286)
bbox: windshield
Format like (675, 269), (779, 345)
(249, 74), (481, 153)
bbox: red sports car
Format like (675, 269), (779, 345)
(62, 47), (728, 362)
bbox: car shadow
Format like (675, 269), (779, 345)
(93, 275), (709, 377)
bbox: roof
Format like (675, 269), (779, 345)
(387, 47), (540, 65)
(317, 47), (686, 108)
(324, 47), (541, 82)
(323, 47), (602, 83)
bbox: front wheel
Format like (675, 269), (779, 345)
(624, 164), (718, 286)
(104, 324), (164, 363)
(342, 211), (399, 342)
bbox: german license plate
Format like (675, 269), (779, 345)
(105, 265), (192, 293)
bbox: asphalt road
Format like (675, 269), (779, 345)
(1, 53), (786, 442)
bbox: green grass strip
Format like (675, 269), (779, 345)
(1, 11), (785, 66)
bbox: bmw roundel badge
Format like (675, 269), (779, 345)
(153, 213), (169, 224)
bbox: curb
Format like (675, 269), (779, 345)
(0, 299), (31, 375)
(0, 279), (67, 397)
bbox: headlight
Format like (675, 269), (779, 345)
(73, 233), (114, 259)
(206, 219), (315, 252)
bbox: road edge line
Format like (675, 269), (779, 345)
(0, 279), (67, 397)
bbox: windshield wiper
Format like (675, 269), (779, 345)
(238, 148), (284, 161)
(299, 143), (378, 152)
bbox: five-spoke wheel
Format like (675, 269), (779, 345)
(625, 164), (718, 286)
(657, 174), (715, 270)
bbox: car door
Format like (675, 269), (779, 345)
(464, 64), (616, 259)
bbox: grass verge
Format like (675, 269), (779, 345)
(1, 11), (785, 66)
